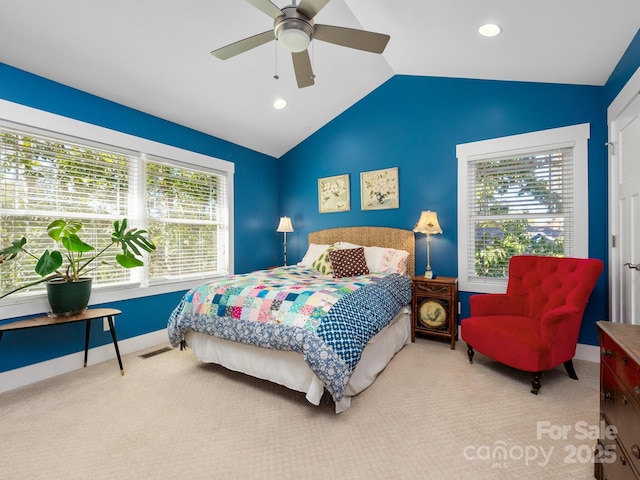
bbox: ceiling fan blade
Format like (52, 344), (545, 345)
(291, 50), (315, 88)
(246, 0), (283, 19)
(314, 24), (390, 54)
(211, 30), (276, 60)
(296, 0), (331, 20)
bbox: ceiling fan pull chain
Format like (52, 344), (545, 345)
(274, 41), (279, 80)
(312, 39), (316, 79)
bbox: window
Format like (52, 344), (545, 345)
(0, 99), (234, 319)
(457, 124), (589, 293)
(0, 127), (140, 291)
(146, 157), (229, 282)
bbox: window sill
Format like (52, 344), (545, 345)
(459, 277), (508, 294)
(0, 277), (224, 321)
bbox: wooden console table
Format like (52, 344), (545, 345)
(0, 308), (124, 375)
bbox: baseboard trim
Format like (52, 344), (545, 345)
(0, 329), (168, 394)
(0, 333), (601, 394)
(574, 342), (600, 363)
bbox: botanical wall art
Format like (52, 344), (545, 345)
(360, 167), (399, 210)
(318, 174), (350, 213)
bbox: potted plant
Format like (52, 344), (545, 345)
(0, 218), (156, 316)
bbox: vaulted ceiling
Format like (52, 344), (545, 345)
(1, 1), (638, 157)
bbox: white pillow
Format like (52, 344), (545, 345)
(387, 249), (410, 274)
(298, 243), (330, 268)
(362, 246), (395, 273)
(335, 241), (361, 249)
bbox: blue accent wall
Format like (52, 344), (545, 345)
(279, 76), (608, 345)
(0, 63), (280, 372)
(1, 26), (639, 374)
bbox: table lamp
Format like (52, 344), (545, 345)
(413, 210), (442, 278)
(276, 216), (294, 266)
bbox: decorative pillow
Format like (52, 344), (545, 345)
(335, 242), (389, 273)
(328, 247), (370, 278)
(388, 249), (410, 274)
(311, 245), (337, 276)
(298, 243), (330, 268)
(334, 242), (406, 273)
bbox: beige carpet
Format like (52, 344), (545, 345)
(0, 338), (599, 479)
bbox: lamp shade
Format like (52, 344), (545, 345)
(413, 211), (442, 235)
(277, 216), (294, 233)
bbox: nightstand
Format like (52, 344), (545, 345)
(412, 276), (458, 349)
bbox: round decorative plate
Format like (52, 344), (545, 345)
(419, 300), (447, 328)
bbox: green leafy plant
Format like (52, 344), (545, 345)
(0, 218), (156, 299)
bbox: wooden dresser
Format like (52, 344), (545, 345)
(596, 321), (640, 479)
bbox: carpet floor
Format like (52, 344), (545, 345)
(0, 337), (599, 479)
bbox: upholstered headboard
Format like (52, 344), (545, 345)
(308, 226), (415, 277)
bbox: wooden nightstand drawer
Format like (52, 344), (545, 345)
(413, 281), (452, 296)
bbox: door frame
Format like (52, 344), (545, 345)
(607, 66), (640, 323)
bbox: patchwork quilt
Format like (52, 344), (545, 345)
(167, 266), (412, 401)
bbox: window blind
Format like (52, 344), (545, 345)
(0, 127), (138, 295)
(467, 147), (574, 280)
(145, 157), (228, 281)
(0, 122), (231, 300)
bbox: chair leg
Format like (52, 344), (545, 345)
(531, 372), (542, 394)
(466, 344), (474, 364)
(564, 359), (579, 380)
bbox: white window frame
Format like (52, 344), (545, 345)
(0, 99), (235, 320)
(456, 123), (590, 293)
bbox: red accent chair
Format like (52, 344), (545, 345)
(460, 255), (604, 394)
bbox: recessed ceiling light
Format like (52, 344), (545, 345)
(479, 23), (502, 37)
(273, 98), (288, 110)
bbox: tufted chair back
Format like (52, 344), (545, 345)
(506, 255), (604, 321)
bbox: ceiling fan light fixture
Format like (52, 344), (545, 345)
(479, 23), (502, 37)
(274, 7), (314, 53)
(277, 28), (311, 52)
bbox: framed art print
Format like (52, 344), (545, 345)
(318, 174), (350, 213)
(360, 167), (399, 210)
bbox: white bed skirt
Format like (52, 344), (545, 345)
(185, 306), (411, 413)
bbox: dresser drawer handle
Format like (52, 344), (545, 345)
(622, 395), (628, 405)
(601, 348), (615, 358)
(632, 445), (640, 459)
(635, 386), (640, 400)
(602, 392), (613, 402)
(621, 455), (627, 466)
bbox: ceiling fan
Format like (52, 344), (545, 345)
(210, 0), (390, 88)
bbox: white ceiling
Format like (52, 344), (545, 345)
(1, 1), (639, 158)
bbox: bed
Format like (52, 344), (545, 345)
(167, 226), (415, 413)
